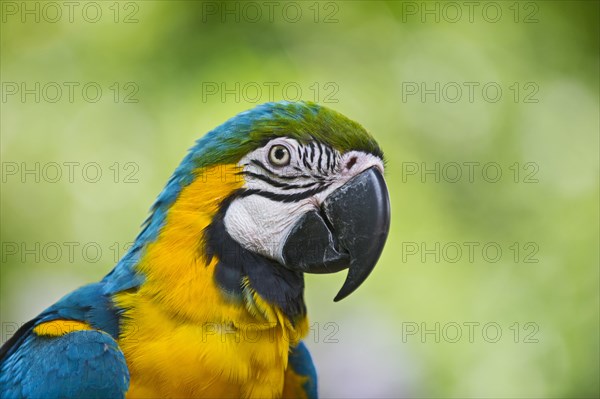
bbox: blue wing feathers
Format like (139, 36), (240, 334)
(289, 341), (318, 399)
(1, 330), (129, 399)
(0, 280), (131, 399)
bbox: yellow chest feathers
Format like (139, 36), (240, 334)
(112, 165), (308, 398)
(115, 279), (308, 399)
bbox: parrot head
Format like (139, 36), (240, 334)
(138, 101), (390, 319)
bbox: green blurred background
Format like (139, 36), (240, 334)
(1, 1), (598, 397)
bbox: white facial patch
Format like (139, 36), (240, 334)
(223, 196), (315, 263)
(223, 138), (385, 264)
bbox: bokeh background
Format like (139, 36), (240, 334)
(1, 1), (598, 397)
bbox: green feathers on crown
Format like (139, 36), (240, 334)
(185, 101), (383, 170)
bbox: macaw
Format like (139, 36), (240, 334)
(0, 101), (391, 399)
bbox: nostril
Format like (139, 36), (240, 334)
(346, 156), (357, 170)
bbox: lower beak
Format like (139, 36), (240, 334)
(282, 167), (391, 301)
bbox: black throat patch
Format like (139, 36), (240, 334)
(203, 192), (306, 321)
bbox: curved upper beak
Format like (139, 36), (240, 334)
(281, 167), (391, 301)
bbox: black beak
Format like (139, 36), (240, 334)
(282, 167), (391, 301)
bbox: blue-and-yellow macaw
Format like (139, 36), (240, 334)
(0, 101), (390, 398)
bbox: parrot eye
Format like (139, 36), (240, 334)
(268, 144), (291, 167)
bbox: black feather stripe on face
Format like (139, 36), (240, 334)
(203, 192), (307, 322)
(241, 171), (319, 190)
(241, 140), (339, 201)
(250, 160), (312, 180)
(237, 185), (330, 203)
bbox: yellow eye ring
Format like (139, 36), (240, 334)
(268, 144), (291, 167)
